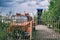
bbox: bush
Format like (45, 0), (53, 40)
(41, 0), (60, 30)
(0, 22), (10, 40)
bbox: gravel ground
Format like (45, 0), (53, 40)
(32, 25), (60, 40)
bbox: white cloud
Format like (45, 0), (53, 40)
(0, 0), (49, 16)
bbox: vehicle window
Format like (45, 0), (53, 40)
(12, 16), (28, 23)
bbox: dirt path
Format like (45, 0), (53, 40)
(32, 25), (60, 40)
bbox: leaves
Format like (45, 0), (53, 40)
(41, 0), (60, 29)
(0, 22), (10, 40)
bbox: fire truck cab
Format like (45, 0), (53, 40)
(7, 13), (33, 40)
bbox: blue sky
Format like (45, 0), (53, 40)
(0, 0), (49, 16)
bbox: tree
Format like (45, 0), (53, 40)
(41, 0), (60, 29)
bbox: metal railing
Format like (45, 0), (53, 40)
(32, 20), (60, 40)
(0, 18), (60, 40)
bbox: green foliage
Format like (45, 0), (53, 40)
(34, 15), (37, 25)
(0, 22), (10, 40)
(41, 0), (60, 29)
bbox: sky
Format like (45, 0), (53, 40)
(0, 0), (49, 16)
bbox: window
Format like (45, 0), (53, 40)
(12, 16), (27, 23)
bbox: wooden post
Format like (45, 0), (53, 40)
(30, 21), (32, 40)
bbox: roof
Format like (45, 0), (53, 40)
(37, 8), (43, 10)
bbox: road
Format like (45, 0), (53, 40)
(32, 25), (60, 40)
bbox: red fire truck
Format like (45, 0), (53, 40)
(6, 13), (33, 40)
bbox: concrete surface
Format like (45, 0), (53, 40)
(32, 25), (60, 40)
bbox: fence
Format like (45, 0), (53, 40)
(32, 19), (60, 40)
(0, 16), (60, 40)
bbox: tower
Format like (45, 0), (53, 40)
(37, 8), (43, 24)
